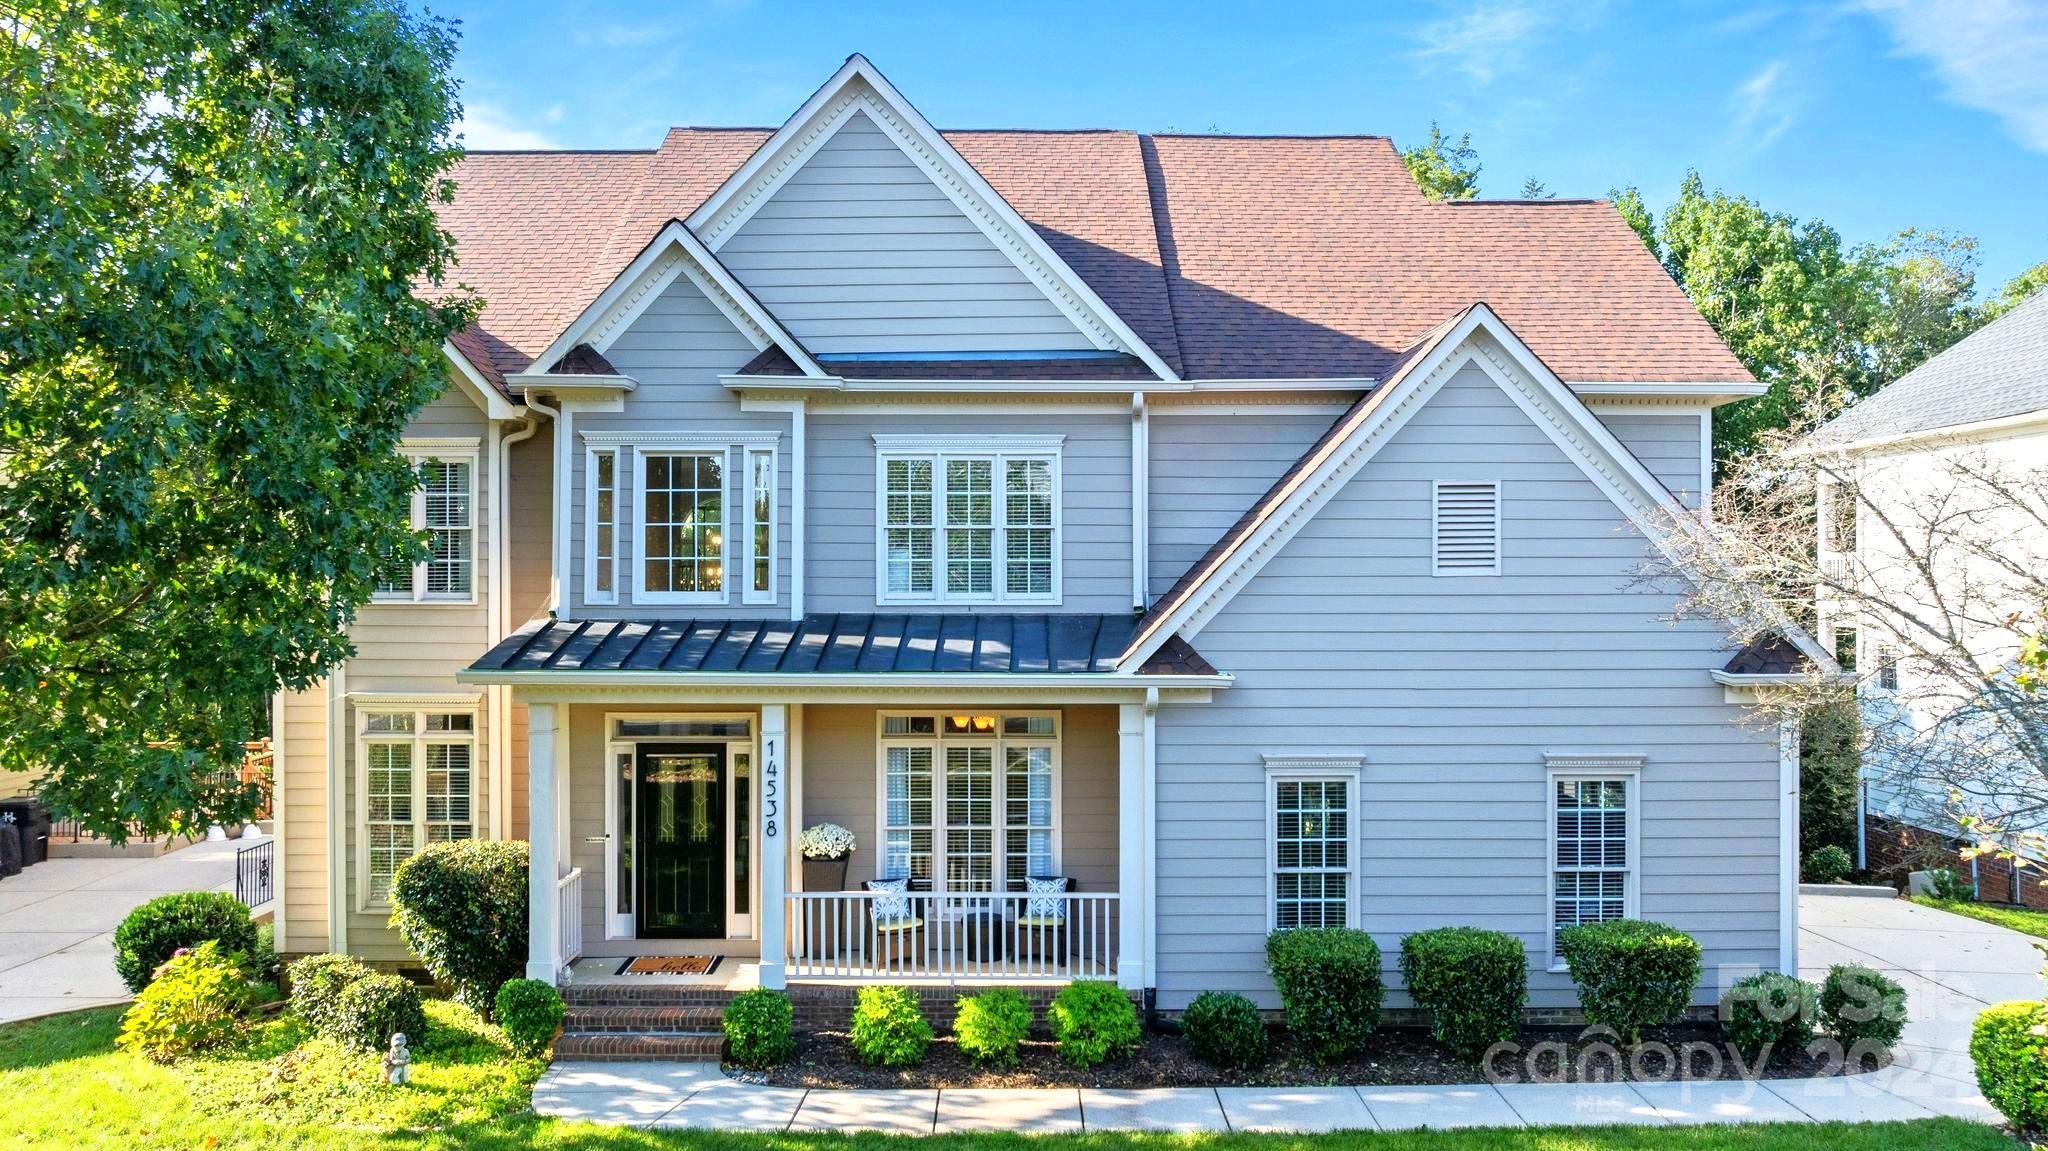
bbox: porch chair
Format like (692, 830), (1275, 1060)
(863, 878), (926, 970)
(1010, 875), (1072, 969)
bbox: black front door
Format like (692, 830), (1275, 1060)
(636, 744), (725, 938)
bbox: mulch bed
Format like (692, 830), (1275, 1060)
(745, 1025), (1890, 1090)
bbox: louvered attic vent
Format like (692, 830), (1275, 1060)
(1433, 481), (1501, 575)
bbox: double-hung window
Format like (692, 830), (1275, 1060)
(878, 713), (1060, 898)
(638, 450), (726, 603)
(874, 436), (1062, 604)
(358, 708), (476, 906)
(376, 442), (478, 603)
(1268, 772), (1355, 929)
(1550, 773), (1635, 953)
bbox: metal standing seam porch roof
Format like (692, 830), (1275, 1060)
(464, 614), (1220, 679)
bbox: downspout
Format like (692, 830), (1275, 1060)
(492, 410), (540, 842)
(1131, 392), (1149, 612)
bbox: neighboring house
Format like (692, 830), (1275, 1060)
(272, 55), (1817, 1022)
(1808, 292), (2048, 868)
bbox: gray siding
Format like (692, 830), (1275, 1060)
(1152, 363), (1781, 1012)
(718, 110), (1094, 354)
(1147, 404), (1352, 598)
(573, 271), (793, 619)
(1598, 411), (1705, 508)
(806, 409), (1133, 613)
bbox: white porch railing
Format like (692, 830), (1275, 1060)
(786, 890), (1118, 982)
(556, 867), (584, 968)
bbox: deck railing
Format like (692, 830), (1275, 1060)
(786, 890), (1118, 982)
(234, 839), (274, 908)
(556, 868), (585, 968)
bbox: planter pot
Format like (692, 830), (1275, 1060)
(803, 854), (851, 892)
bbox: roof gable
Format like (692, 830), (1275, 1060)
(1810, 290), (2048, 449)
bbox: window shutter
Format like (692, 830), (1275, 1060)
(1433, 481), (1500, 575)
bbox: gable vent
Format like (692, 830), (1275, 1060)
(1433, 481), (1501, 575)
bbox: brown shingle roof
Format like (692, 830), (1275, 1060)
(436, 129), (1751, 386)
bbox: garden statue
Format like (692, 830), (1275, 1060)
(383, 1032), (411, 1086)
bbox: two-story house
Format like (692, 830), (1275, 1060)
(271, 56), (1820, 1039)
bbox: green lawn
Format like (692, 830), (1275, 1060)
(0, 1005), (2014, 1151)
(1912, 896), (2048, 940)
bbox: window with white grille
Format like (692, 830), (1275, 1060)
(359, 709), (476, 906)
(1433, 480), (1501, 575)
(878, 713), (1061, 895)
(587, 449), (617, 604)
(876, 446), (1061, 604)
(1551, 776), (1633, 937)
(376, 453), (476, 602)
(639, 451), (725, 602)
(745, 447), (776, 603)
(1270, 776), (1353, 930)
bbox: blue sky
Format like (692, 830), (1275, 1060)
(435, 0), (2046, 292)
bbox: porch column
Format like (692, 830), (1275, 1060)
(1117, 700), (1150, 990)
(526, 701), (560, 983)
(759, 704), (789, 989)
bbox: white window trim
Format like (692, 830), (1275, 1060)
(1431, 479), (1502, 578)
(872, 711), (1064, 900)
(374, 439), (481, 605)
(633, 447), (732, 606)
(743, 445), (778, 605)
(354, 703), (479, 911)
(1264, 760), (1362, 932)
(1545, 763), (1641, 971)
(585, 447), (619, 606)
(871, 437), (1065, 607)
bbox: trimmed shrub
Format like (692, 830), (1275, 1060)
(330, 972), (428, 1053)
(953, 988), (1032, 1067)
(1181, 991), (1266, 1069)
(1801, 844), (1853, 884)
(1972, 1000), (2048, 1131)
(1722, 972), (1817, 1059)
(494, 978), (566, 1058)
(116, 941), (252, 1063)
(1555, 919), (1702, 1045)
(388, 839), (529, 1016)
(1928, 867), (1973, 902)
(722, 989), (795, 1069)
(113, 891), (259, 993)
(1264, 927), (1384, 1063)
(1819, 963), (1908, 1050)
(1399, 927), (1526, 1059)
(1049, 980), (1140, 1068)
(287, 953), (374, 1038)
(849, 986), (932, 1067)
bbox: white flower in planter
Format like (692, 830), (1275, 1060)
(798, 822), (856, 860)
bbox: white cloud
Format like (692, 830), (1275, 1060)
(1412, 2), (1550, 83)
(456, 102), (557, 151)
(1729, 59), (1796, 151)
(1859, 0), (2048, 152)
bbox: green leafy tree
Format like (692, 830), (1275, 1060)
(1980, 261), (2048, 322)
(1519, 176), (1555, 200)
(1402, 122), (1481, 201)
(0, 1), (473, 836)
(1609, 185), (1659, 256)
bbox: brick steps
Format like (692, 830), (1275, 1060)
(552, 1031), (725, 1061)
(564, 1005), (725, 1033)
(556, 985), (730, 1061)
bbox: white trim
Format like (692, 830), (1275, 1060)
(724, 376), (1377, 397)
(441, 342), (525, 421)
(1542, 751), (1648, 770)
(871, 434), (1066, 452)
(1803, 406), (2048, 456)
(1261, 752), (1369, 771)
(1545, 765), (1641, 970)
(871, 711), (1064, 898)
(1264, 763), (1362, 932)
(1569, 380), (1767, 402)
(740, 399), (808, 618)
(601, 711), (760, 942)
(759, 705), (789, 989)
(345, 691), (484, 709)
(584, 447), (619, 606)
(353, 702), (479, 913)
(1700, 409), (1714, 519)
(270, 690), (288, 951)
(632, 447), (733, 607)
(873, 445), (1064, 607)
(1131, 393), (1148, 610)
(373, 446), (481, 607)
(1779, 718), (1801, 974)
(686, 55), (1179, 381)
(584, 429), (784, 449)
(743, 444), (779, 605)
(399, 436), (482, 456)
(458, 668), (1229, 691)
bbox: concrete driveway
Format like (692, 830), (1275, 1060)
(0, 837), (255, 1023)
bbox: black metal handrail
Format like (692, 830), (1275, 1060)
(235, 838), (274, 908)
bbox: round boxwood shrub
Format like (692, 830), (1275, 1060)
(1723, 971), (1817, 1060)
(113, 891), (259, 992)
(389, 839), (529, 1016)
(1181, 990), (1266, 1069)
(1819, 963), (1908, 1050)
(287, 952), (375, 1038)
(1050, 979), (1140, 1068)
(953, 988), (1033, 1067)
(116, 941), (252, 1063)
(850, 985), (933, 1067)
(722, 988), (795, 1069)
(1555, 919), (1702, 1046)
(1264, 927), (1384, 1063)
(330, 972), (429, 1053)
(1973, 999), (2048, 1131)
(1399, 927), (1526, 1060)
(495, 978), (566, 1057)
(1801, 845), (1853, 884)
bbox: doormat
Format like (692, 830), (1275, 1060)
(617, 955), (722, 977)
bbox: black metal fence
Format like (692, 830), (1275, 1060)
(235, 838), (274, 908)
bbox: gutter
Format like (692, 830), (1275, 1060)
(454, 668), (1234, 690)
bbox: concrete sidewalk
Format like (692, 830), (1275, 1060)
(533, 892), (2020, 1133)
(0, 836), (256, 1023)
